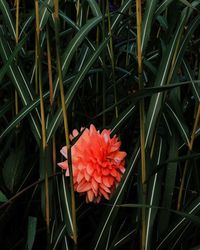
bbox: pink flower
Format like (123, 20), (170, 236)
(58, 124), (126, 203)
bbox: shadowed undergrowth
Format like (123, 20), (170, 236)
(0, 0), (200, 249)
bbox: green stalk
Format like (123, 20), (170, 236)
(46, 24), (54, 108)
(15, 0), (20, 121)
(106, 0), (118, 119)
(96, 26), (99, 114)
(46, 23), (57, 176)
(35, 0), (50, 237)
(76, 0), (80, 25)
(101, 0), (106, 126)
(136, 0), (146, 249)
(53, 0), (77, 245)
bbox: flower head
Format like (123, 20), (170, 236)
(58, 124), (126, 203)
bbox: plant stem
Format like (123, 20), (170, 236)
(102, 0), (106, 126)
(46, 24), (54, 108)
(15, 0), (20, 121)
(35, 0), (50, 237)
(136, 0), (146, 249)
(53, 0), (77, 245)
(106, 0), (118, 119)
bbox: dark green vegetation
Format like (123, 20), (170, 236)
(0, 0), (200, 249)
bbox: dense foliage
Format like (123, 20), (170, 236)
(0, 0), (200, 249)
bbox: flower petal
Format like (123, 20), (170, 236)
(86, 164), (94, 176)
(77, 181), (91, 192)
(60, 146), (68, 159)
(87, 190), (95, 202)
(76, 171), (84, 183)
(99, 188), (110, 200)
(93, 171), (102, 183)
(113, 151), (127, 163)
(58, 160), (68, 172)
(102, 176), (112, 187)
(91, 178), (98, 191)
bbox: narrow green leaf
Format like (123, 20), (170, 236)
(156, 196), (200, 249)
(3, 147), (25, 193)
(0, 34), (28, 83)
(47, 38), (109, 142)
(0, 0), (16, 38)
(92, 147), (140, 249)
(142, 0), (159, 52)
(51, 224), (67, 250)
(170, 7), (200, 83)
(0, 101), (13, 118)
(27, 216), (37, 250)
(0, 92), (49, 140)
(0, 191), (8, 202)
(0, 27), (41, 143)
(87, 0), (102, 17)
(190, 245), (200, 250)
(165, 102), (190, 146)
(158, 133), (178, 235)
(39, 0), (54, 29)
(145, 138), (164, 249)
(145, 8), (188, 147)
(155, 0), (174, 16)
(60, 174), (73, 238)
(111, 104), (136, 135)
(179, 0), (198, 10)
(182, 59), (200, 103)
(119, 201), (200, 226)
(111, 0), (132, 32)
(53, 16), (102, 98)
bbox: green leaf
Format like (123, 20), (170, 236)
(0, 27), (41, 143)
(60, 174), (74, 239)
(51, 223), (68, 250)
(165, 102), (190, 146)
(145, 8), (188, 147)
(47, 37), (109, 142)
(27, 216), (37, 250)
(0, 101), (13, 118)
(158, 132), (178, 235)
(142, 0), (159, 52)
(155, 0), (175, 16)
(156, 196), (200, 249)
(0, 34), (28, 83)
(145, 138), (164, 249)
(2, 146), (25, 193)
(87, 0), (102, 17)
(0, 0), (16, 38)
(0, 191), (8, 202)
(0, 92), (49, 140)
(91, 146), (140, 249)
(39, 0), (54, 29)
(53, 16), (102, 98)
(190, 245), (200, 250)
(182, 59), (200, 103)
(119, 201), (200, 226)
(111, 0), (132, 32)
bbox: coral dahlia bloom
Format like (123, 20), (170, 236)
(58, 124), (126, 203)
